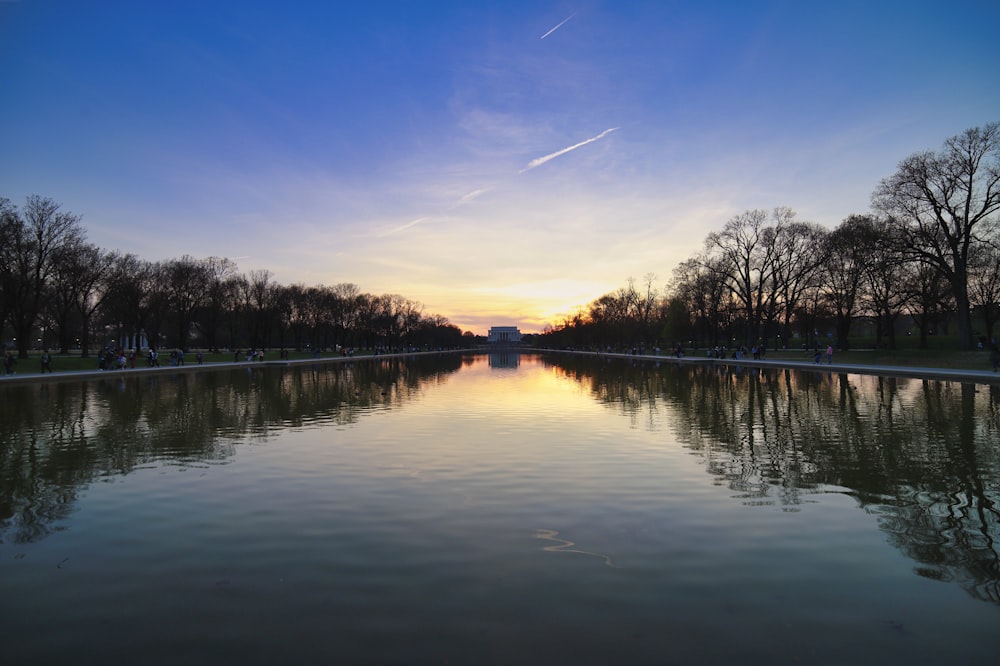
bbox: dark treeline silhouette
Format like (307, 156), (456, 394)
(1, 196), (472, 358)
(540, 123), (1000, 353)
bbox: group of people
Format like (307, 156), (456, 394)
(813, 345), (835, 364)
(234, 349), (266, 363)
(97, 347), (133, 370)
(706, 344), (768, 361)
(99, 347), (198, 370)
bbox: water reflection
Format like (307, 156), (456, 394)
(3, 351), (1000, 610)
(488, 351), (520, 369)
(544, 354), (1000, 603)
(0, 354), (463, 545)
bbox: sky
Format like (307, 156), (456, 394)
(2, 1), (998, 334)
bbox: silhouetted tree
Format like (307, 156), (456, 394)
(196, 257), (239, 352)
(3, 196), (85, 358)
(821, 215), (870, 350)
(873, 122), (1000, 350)
(705, 208), (781, 347)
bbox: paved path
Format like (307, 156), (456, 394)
(0, 352), (434, 386)
(1, 349), (998, 386)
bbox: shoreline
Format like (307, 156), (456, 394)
(0, 350), (454, 387)
(1, 348), (999, 386)
(536, 348), (1000, 385)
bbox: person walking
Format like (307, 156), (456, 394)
(41, 350), (52, 373)
(826, 345), (834, 364)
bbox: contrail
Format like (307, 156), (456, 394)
(520, 127), (619, 173)
(540, 12), (576, 39)
(456, 188), (491, 205)
(445, 188), (493, 211)
(379, 217), (426, 237)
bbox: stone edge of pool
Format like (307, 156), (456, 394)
(1, 348), (998, 387)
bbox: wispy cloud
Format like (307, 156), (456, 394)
(378, 217), (427, 237)
(520, 127), (620, 173)
(453, 188), (492, 207)
(540, 12), (576, 39)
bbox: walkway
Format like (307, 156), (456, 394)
(541, 349), (1000, 385)
(1, 349), (998, 386)
(0, 351), (441, 386)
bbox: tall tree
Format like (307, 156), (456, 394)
(47, 241), (116, 354)
(0, 198), (20, 331)
(873, 122), (1000, 350)
(968, 239), (1000, 343)
(162, 255), (210, 349)
(844, 215), (908, 349)
(767, 218), (828, 350)
(196, 257), (239, 352)
(821, 215), (870, 350)
(903, 263), (951, 348)
(4, 196), (85, 358)
(705, 208), (780, 346)
(240, 268), (274, 349)
(100, 254), (163, 357)
(670, 257), (729, 348)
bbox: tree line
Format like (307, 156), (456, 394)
(541, 122), (1000, 352)
(1, 196), (470, 358)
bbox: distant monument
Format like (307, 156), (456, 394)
(487, 326), (522, 344)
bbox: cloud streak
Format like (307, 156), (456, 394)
(540, 12), (576, 39)
(378, 217), (427, 237)
(520, 127), (619, 173)
(453, 188), (491, 207)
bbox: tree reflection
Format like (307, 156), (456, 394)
(544, 354), (1000, 604)
(0, 354), (464, 545)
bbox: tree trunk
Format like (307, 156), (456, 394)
(835, 314), (852, 351)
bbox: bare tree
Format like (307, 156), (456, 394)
(329, 283), (361, 349)
(47, 240), (117, 354)
(821, 215), (870, 350)
(281, 283), (310, 351)
(902, 263), (952, 348)
(3, 196), (85, 358)
(634, 273), (661, 344)
(196, 257), (239, 352)
(968, 237), (1000, 342)
(241, 268), (274, 349)
(670, 256), (729, 348)
(873, 122), (1000, 349)
(161, 255), (211, 349)
(100, 254), (163, 356)
(705, 208), (780, 347)
(767, 217), (828, 350)
(856, 218), (909, 349)
(0, 198), (20, 331)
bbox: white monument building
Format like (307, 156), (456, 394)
(487, 326), (522, 344)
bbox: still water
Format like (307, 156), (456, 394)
(1, 352), (998, 664)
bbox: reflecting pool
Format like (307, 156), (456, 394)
(2, 353), (999, 663)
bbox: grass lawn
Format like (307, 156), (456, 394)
(763, 347), (993, 371)
(4, 349), (372, 375)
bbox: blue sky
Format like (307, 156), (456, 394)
(2, 1), (998, 333)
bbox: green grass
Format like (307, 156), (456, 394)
(763, 348), (992, 370)
(755, 333), (996, 370)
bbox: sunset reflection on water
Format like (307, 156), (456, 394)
(1, 353), (998, 664)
